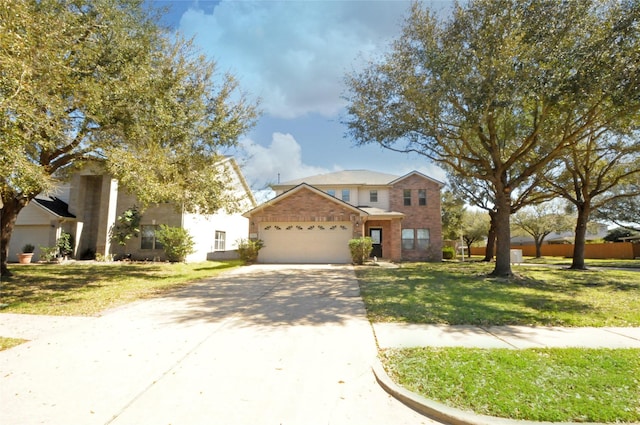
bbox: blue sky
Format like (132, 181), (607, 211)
(149, 0), (453, 194)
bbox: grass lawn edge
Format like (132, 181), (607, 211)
(377, 346), (640, 424)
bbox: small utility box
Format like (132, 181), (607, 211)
(510, 249), (523, 264)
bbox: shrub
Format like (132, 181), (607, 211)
(155, 225), (195, 262)
(236, 239), (264, 264)
(442, 246), (456, 259)
(56, 232), (73, 257)
(109, 206), (141, 246)
(22, 243), (35, 253)
(349, 237), (373, 265)
(39, 246), (58, 262)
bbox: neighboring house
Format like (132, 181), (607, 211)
(9, 157), (256, 263)
(8, 194), (76, 262)
(243, 170), (443, 263)
(510, 223), (609, 246)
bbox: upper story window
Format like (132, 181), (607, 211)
(370, 190), (378, 203)
(342, 189), (350, 202)
(418, 189), (427, 206)
(403, 189), (411, 206)
(327, 189), (335, 197)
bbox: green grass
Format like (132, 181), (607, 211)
(523, 257), (640, 268)
(0, 336), (28, 351)
(382, 347), (640, 423)
(0, 260), (241, 316)
(357, 262), (640, 326)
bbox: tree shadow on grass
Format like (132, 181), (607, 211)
(357, 264), (638, 327)
(0, 262), (237, 313)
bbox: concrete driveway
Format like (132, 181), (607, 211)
(0, 264), (436, 425)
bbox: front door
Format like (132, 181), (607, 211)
(369, 228), (382, 258)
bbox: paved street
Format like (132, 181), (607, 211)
(0, 265), (437, 425)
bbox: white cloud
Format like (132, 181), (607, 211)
(238, 132), (332, 191)
(178, 1), (413, 118)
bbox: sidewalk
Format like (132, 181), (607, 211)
(370, 322), (640, 425)
(373, 323), (640, 349)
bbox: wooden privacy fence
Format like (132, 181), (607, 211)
(470, 242), (640, 259)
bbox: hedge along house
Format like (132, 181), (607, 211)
(243, 170), (444, 263)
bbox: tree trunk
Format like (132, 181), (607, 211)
(571, 203), (590, 270)
(1, 197), (29, 277)
(483, 211), (496, 262)
(534, 237), (543, 258)
(490, 193), (512, 277)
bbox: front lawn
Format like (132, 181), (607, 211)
(0, 260), (241, 316)
(524, 257), (640, 269)
(356, 262), (640, 326)
(382, 347), (640, 423)
(358, 262), (640, 423)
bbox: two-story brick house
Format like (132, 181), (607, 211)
(242, 170), (443, 263)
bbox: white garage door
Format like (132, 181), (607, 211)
(259, 222), (352, 263)
(9, 225), (52, 262)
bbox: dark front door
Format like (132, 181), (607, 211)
(370, 228), (382, 258)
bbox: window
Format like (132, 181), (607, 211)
(327, 189), (335, 197)
(417, 229), (430, 250)
(403, 189), (411, 206)
(342, 189), (350, 202)
(418, 189), (427, 206)
(370, 190), (378, 203)
(402, 228), (415, 250)
(141, 225), (163, 250)
(214, 231), (226, 251)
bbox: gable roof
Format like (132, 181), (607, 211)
(32, 197), (75, 219)
(275, 170), (401, 187)
(218, 156), (258, 208)
(390, 171), (445, 187)
(243, 183), (366, 218)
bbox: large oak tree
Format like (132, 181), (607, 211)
(543, 131), (640, 269)
(344, 0), (640, 276)
(0, 0), (259, 276)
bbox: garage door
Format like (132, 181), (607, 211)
(9, 225), (52, 262)
(258, 222), (352, 263)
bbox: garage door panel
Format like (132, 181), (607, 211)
(259, 222), (352, 263)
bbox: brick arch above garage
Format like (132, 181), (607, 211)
(246, 185), (365, 227)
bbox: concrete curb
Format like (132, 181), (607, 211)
(371, 362), (616, 425)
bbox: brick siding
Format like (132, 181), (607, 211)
(390, 174), (443, 261)
(248, 187), (363, 239)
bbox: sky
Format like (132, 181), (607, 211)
(149, 0), (453, 197)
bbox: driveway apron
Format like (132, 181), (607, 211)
(0, 264), (435, 425)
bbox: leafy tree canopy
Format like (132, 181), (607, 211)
(0, 0), (259, 276)
(604, 227), (638, 243)
(591, 181), (640, 232)
(344, 0), (640, 276)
